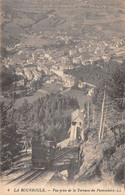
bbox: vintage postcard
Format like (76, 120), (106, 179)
(0, 0), (125, 195)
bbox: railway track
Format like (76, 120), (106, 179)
(6, 169), (55, 187)
(55, 147), (78, 161)
(6, 169), (45, 186)
(19, 170), (45, 185)
(6, 170), (33, 185)
(5, 146), (78, 187)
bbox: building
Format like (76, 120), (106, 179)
(69, 109), (86, 143)
(13, 79), (25, 87)
(52, 68), (75, 87)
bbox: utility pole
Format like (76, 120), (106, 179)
(98, 87), (106, 143)
(87, 102), (90, 128)
(93, 104), (95, 125)
(101, 106), (107, 140)
(12, 73), (15, 123)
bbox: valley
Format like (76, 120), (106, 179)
(1, 0), (125, 105)
(1, 0), (125, 188)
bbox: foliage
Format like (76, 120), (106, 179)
(64, 60), (125, 97)
(14, 93), (79, 142)
(76, 123), (125, 185)
(0, 102), (22, 162)
(92, 61), (125, 112)
(1, 65), (23, 91)
(31, 70), (46, 91)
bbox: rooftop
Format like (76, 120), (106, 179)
(72, 109), (85, 122)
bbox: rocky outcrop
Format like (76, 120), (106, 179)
(74, 123), (124, 185)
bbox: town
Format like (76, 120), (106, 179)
(2, 31), (125, 98)
(1, 0), (125, 190)
(1, 0), (125, 100)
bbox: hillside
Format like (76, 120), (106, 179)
(1, 0), (125, 187)
(75, 122), (125, 186)
(1, 0), (125, 100)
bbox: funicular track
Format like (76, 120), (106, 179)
(6, 146), (78, 186)
(6, 169), (45, 186)
(55, 146), (78, 161)
(17, 170), (45, 185)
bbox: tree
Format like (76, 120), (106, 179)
(1, 66), (13, 91)
(18, 99), (32, 143)
(1, 122), (22, 161)
(93, 61), (125, 111)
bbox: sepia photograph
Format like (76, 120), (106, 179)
(0, 0), (125, 194)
